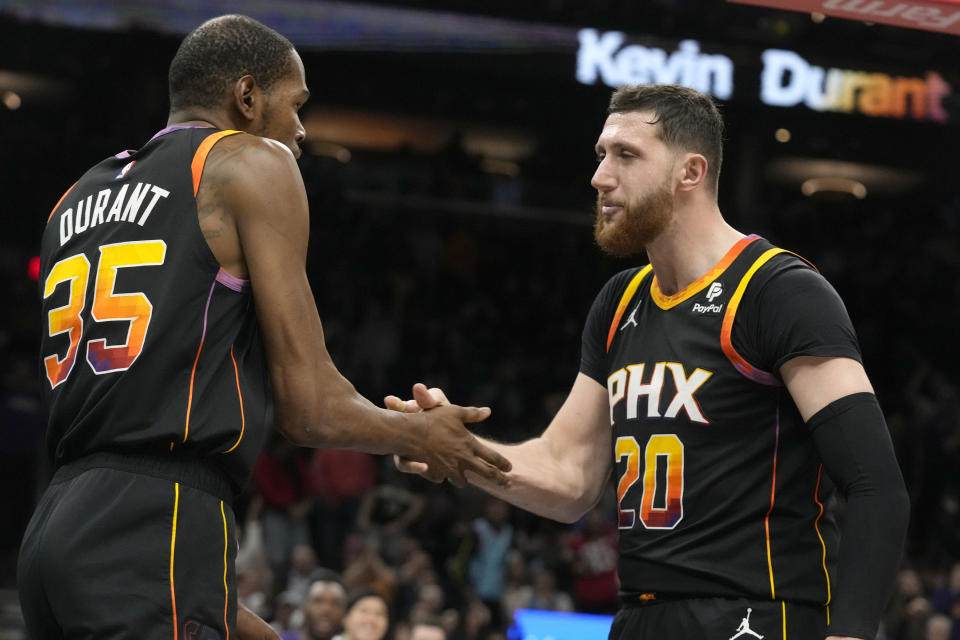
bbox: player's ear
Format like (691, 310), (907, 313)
(233, 75), (259, 122)
(677, 153), (708, 192)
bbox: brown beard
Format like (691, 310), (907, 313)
(593, 179), (674, 257)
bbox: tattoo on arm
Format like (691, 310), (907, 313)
(196, 139), (250, 242)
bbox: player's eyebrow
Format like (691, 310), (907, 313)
(595, 140), (642, 156)
(595, 140), (615, 155)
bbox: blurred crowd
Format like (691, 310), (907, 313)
(886, 565), (960, 640)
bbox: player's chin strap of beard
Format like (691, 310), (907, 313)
(805, 392), (910, 640)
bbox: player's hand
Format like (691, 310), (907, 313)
(386, 383), (449, 479)
(385, 384), (510, 487)
(237, 602), (281, 640)
(385, 382), (449, 413)
(414, 402), (511, 488)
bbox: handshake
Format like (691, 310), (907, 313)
(383, 382), (513, 489)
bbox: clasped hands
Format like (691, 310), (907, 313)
(385, 383), (510, 488)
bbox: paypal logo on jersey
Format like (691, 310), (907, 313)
(706, 281), (723, 301)
(692, 281), (724, 314)
(692, 302), (723, 314)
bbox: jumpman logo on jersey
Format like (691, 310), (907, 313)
(620, 303), (640, 331)
(729, 608), (763, 640)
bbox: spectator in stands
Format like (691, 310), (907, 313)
(927, 614), (953, 640)
(336, 591), (390, 640)
(885, 568), (933, 640)
(565, 506), (619, 614)
(408, 582), (447, 627)
(342, 533), (398, 602)
(287, 544), (320, 605)
(513, 567), (574, 614)
(932, 563), (960, 615)
(271, 590), (304, 636)
(499, 551), (530, 624)
(410, 618), (447, 640)
(458, 597), (495, 640)
(236, 496), (274, 620)
(307, 449), (377, 570)
(284, 571), (347, 640)
(356, 483), (425, 564)
(237, 562), (272, 621)
(254, 435), (313, 583)
(468, 498), (513, 622)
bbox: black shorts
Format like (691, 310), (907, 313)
(17, 452), (238, 640)
(609, 596), (826, 639)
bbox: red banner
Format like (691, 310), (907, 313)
(728, 0), (960, 35)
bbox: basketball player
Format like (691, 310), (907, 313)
(18, 14), (510, 640)
(389, 85), (909, 639)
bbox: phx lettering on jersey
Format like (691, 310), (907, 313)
(607, 362), (713, 425)
(59, 182), (171, 246)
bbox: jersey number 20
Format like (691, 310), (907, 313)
(616, 434), (684, 530)
(42, 240), (167, 388)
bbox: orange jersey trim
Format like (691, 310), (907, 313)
(191, 130), (242, 197)
(813, 465), (833, 616)
(720, 248), (786, 386)
(222, 347), (246, 454)
(170, 483), (181, 640)
(720, 247), (817, 386)
(650, 235), (759, 310)
(47, 182), (78, 222)
(606, 266), (652, 353)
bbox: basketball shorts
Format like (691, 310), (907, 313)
(17, 452), (237, 640)
(609, 596), (827, 639)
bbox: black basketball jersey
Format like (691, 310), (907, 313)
(580, 234), (862, 608)
(39, 127), (270, 493)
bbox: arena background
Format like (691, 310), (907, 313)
(1, 1), (959, 638)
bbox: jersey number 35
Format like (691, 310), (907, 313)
(42, 240), (167, 388)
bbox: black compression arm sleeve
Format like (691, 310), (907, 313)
(807, 392), (910, 639)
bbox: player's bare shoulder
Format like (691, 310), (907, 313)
(196, 133), (305, 277)
(197, 133), (296, 212)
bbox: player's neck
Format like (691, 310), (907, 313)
(166, 109), (234, 132)
(645, 205), (744, 296)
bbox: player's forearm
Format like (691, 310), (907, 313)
(465, 436), (602, 523)
(273, 360), (422, 457)
(828, 484), (909, 638)
(808, 393), (910, 638)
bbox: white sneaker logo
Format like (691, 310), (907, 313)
(706, 281), (723, 302)
(729, 608), (763, 640)
(620, 303), (640, 331)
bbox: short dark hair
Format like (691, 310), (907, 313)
(347, 589), (390, 615)
(169, 14), (295, 111)
(608, 84), (724, 192)
(307, 567), (344, 589)
(412, 618), (447, 638)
